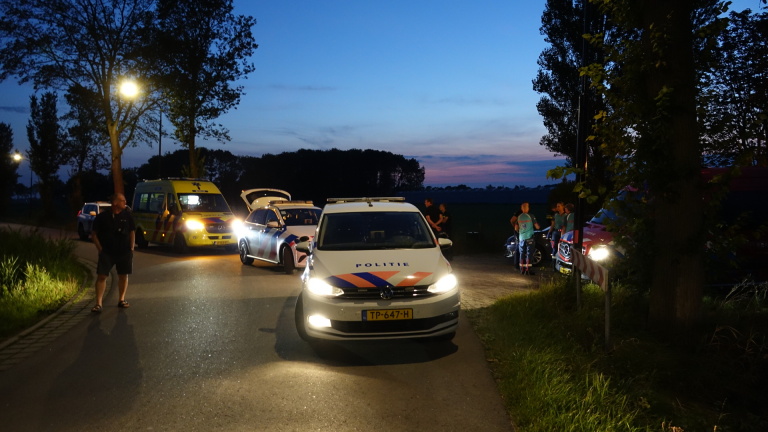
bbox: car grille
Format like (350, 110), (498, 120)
(338, 286), (433, 300)
(205, 223), (232, 234)
(330, 311), (458, 334)
(558, 242), (585, 263)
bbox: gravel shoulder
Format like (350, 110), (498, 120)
(450, 252), (557, 309)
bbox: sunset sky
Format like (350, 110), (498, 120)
(1, 0), (761, 187)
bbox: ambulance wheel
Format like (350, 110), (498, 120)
(282, 247), (295, 274)
(239, 240), (254, 265)
(135, 230), (149, 248)
(173, 235), (188, 254)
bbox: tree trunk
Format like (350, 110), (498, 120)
(108, 120), (124, 196)
(644, 0), (704, 339)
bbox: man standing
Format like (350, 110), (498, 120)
(549, 202), (565, 258)
(424, 198), (442, 236)
(516, 202), (540, 275)
(91, 193), (135, 313)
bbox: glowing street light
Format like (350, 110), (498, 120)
(119, 80), (139, 99)
(12, 151), (22, 163)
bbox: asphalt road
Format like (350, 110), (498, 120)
(0, 225), (548, 431)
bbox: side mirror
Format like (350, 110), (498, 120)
(295, 240), (311, 254)
(438, 238), (453, 249)
(266, 221), (280, 229)
(89, 211), (97, 216)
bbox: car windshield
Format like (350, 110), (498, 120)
(178, 193), (231, 212)
(589, 208), (616, 225)
(317, 211), (435, 251)
(281, 208), (320, 226)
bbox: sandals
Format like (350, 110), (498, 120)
(92, 300), (130, 312)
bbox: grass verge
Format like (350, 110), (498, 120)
(466, 278), (768, 431)
(0, 227), (88, 339)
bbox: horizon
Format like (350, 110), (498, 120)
(2, 0), (758, 188)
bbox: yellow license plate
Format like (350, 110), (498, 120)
(363, 309), (413, 321)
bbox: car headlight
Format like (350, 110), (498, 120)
(230, 218), (245, 238)
(185, 220), (205, 231)
(306, 278), (344, 297)
(588, 246), (610, 261)
(428, 273), (458, 294)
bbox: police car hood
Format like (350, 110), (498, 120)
(313, 248), (451, 288)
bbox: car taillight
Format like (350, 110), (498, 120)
(77, 210), (82, 216)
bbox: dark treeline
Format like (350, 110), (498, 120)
(82, 147), (426, 215)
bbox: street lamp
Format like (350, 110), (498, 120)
(119, 80), (139, 99)
(117, 79), (163, 178)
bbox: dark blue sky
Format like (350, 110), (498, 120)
(2, 0), (759, 187)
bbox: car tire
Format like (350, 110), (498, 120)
(173, 234), (188, 254)
(77, 224), (88, 241)
(282, 246), (295, 274)
(531, 246), (544, 267)
(135, 230), (149, 248)
(239, 240), (254, 265)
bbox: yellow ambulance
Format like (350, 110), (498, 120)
(131, 178), (239, 253)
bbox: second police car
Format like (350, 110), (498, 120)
(294, 197), (460, 343)
(236, 188), (321, 274)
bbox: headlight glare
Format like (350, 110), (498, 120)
(307, 278), (344, 297)
(185, 220), (205, 231)
(428, 273), (458, 294)
(588, 246), (610, 261)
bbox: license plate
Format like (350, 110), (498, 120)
(363, 309), (413, 321)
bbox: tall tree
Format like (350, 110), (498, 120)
(700, 9), (768, 166)
(534, 0), (611, 198)
(586, 0), (727, 338)
(155, 0), (258, 177)
(0, 0), (158, 195)
(0, 123), (19, 216)
(26, 92), (63, 220)
(63, 84), (112, 210)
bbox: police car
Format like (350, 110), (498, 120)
(236, 188), (321, 274)
(294, 197), (460, 343)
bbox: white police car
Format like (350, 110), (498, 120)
(237, 188), (321, 274)
(294, 197), (459, 342)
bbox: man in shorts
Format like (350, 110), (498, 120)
(91, 193), (136, 313)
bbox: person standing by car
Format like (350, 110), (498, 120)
(549, 202), (565, 258)
(563, 203), (575, 235)
(91, 193), (135, 313)
(424, 198), (442, 236)
(438, 203), (452, 238)
(516, 202), (540, 275)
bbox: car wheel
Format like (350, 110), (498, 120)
(77, 224), (88, 241)
(531, 246), (544, 267)
(173, 234), (188, 254)
(283, 246), (295, 274)
(135, 230), (149, 248)
(239, 240), (254, 265)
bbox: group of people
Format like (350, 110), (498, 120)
(423, 198), (452, 238)
(510, 201), (575, 276)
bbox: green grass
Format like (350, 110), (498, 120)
(466, 278), (768, 432)
(0, 227), (89, 339)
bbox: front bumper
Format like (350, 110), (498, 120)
(299, 289), (460, 341)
